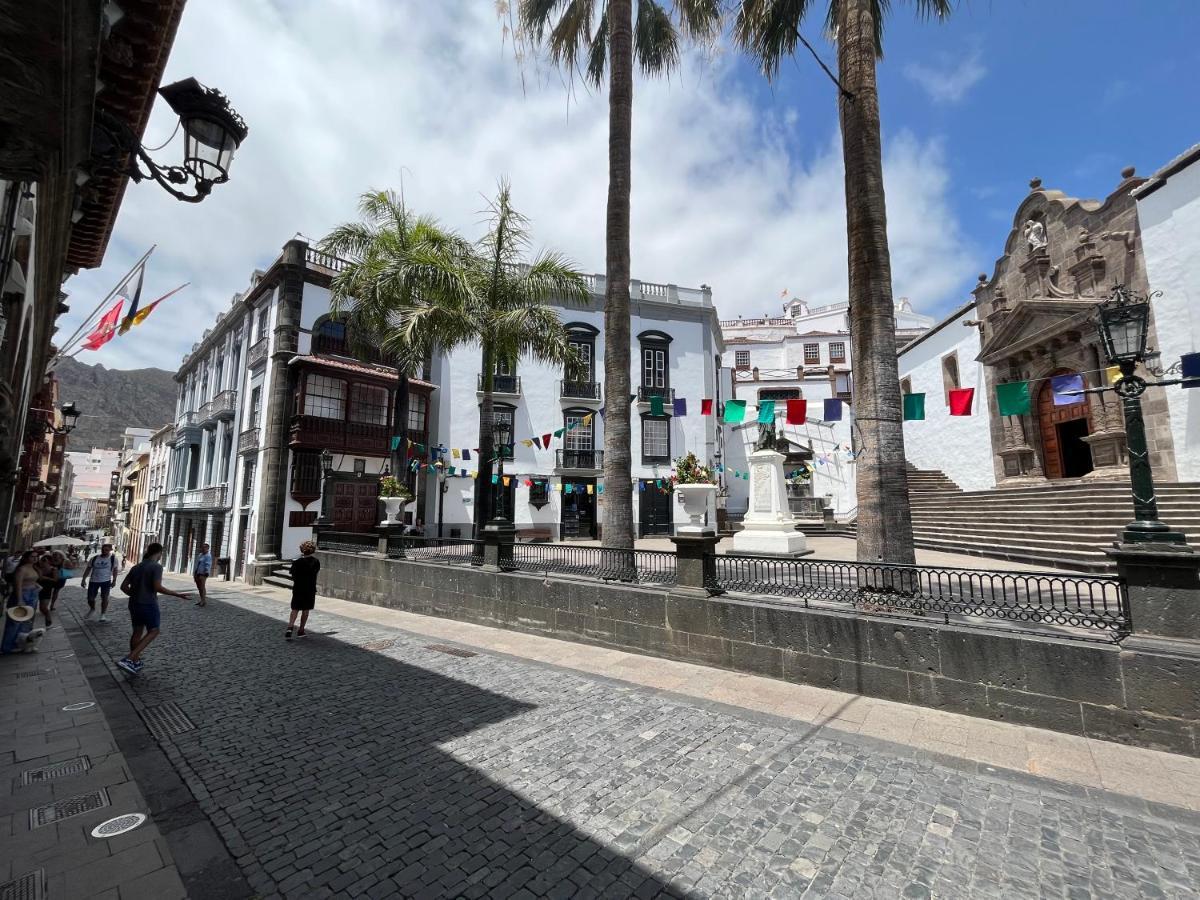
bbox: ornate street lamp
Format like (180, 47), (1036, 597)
(316, 448), (335, 527)
(95, 77), (248, 203)
(491, 419), (513, 524)
(58, 402), (80, 435)
(1094, 285), (1187, 547)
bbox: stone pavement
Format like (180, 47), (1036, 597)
(0, 612), (189, 900)
(31, 580), (1200, 898)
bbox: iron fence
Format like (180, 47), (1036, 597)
(508, 542), (676, 585)
(707, 555), (1130, 640)
(317, 531), (378, 553)
(387, 535), (484, 566)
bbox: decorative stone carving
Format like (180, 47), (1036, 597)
(1024, 219), (1048, 253)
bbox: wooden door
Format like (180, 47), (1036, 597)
(1037, 371), (1092, 479)
(638, 480), (672, 536)
(331, 479), (380, 532)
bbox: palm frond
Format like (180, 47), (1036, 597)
(635, 1), (680, 75)
(673, 0), (722, 42)
(733, 0), (820, 80)
(585, 6), (609, 87)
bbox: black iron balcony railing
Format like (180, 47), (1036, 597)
(479, 373), (521, 394)
(561, 380), (601, 400)
(210, 389), (237, 420)
(637, 385), (674, 403)
(556, 448), (603, 470)
(238, 428), (259, 454)
(247, 336), (269, 368)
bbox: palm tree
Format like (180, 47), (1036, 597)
(734, 0), (951, 565)
(517, 0), (722, 550)
(385, 181), (589, 533)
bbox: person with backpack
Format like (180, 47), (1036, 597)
(116, 543), (191, 675)
(82, 543), (120, 622)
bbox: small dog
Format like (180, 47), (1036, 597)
(19, 628), (45, 653)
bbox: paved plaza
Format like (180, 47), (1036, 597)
(4, 579), (1200, 898)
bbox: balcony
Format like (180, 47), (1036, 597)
(637, 385), (675, 405)
(208, 389), (237, 421)
(247, 336), (269, 368)
(238, 428), (260, 455)
(561, 380), (601, 401)
(163, 484), (229, 511)
(289, 415), (390, 456)
(556, 448), (604, 471)
(478, 373), (521, 396)
(174, 411), (201, 445)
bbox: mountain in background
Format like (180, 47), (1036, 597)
(53, 357), (177, 452)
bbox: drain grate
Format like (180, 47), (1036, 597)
(140, 701), (195, 740)
(361, 638), (396, 651)
(30, 790), (109, 829)
(426, 644), (477, 658)
(21, 757), (91, 786)
(61, 701), (95, 712)
(91, 813), (147, 838)
(0, 869), (44, 900)
(16, 670), (56, 680)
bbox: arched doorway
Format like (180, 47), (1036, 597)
(1037, 370), (1094, 479)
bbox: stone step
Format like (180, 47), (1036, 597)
(909, 525), (1188, 551)
(908, 537), (1113, 572)
(263, 575), (293, 590)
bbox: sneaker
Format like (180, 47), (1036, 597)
(84, 607), (95, 619)
(116, 658), (138, 675)
(98, 614), (107, 623)
(131, 660), (145, 673)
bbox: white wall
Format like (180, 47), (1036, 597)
(897, 309), (995, 492)
(1137, 157), (1200, 481)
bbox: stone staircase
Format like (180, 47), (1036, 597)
(904, 471), (1200, 572)
(262, 563), (294, 591)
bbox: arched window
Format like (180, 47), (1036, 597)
(941, 353), (960, 402)
(313, 317), (349, 355)
(901, 376), (913, 396)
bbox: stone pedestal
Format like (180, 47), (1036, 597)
(669, 532), (720, 598)
(730, 450), (809, 558)
(481, 518), (516, 571)
(1107, 545), (1200, 641)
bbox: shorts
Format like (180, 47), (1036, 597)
(129, 601), (161, 631)
(55, 578), (66, 590)
(87, 581), (112, 603)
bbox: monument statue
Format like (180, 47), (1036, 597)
(1024, 219), (1048, 253)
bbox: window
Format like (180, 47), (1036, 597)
(829, 342), (846, 363)
(528, 480), (550, 507)
(241, 459), (256, 506)
(349, 384), (389, 425)
(248, 387), (262, 428)
(290, 449), (322, 498)
(942, 353), (960, 402)
(315, 318), (348, 354)
(255, 306), (269, 342)
(303, 374), (346, 419)
(407, 393), (428, 435)
(835, 373), (852, 401)
(214, 355), (224, 392)
(734, 350), (751, 370)
(492, 405), (515, 459)
(642, 417), (670, 462)
(758, 388), (801, 402)
(803, 343), (820, 365)
(643, 346), (667, 388)
(564, 412), (594, 450)
(900, 376), (913, 396)
(568, 339), (594, 383)
(495, 356), (515, 376)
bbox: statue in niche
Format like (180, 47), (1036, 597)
(1024, 219), (1048, 253)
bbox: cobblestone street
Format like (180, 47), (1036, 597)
(64, 582), (1200, 899)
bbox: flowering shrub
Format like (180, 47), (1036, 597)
(378, 475), (413, 500)
(671, 452), (716, 486)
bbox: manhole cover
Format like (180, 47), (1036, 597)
(0, 869), (44, 900)
(361, 638), (396, 651)
(90, 813), (147, 839)
(140, 702), (195, 740)
(426, 644), (477, 658)
(30, 790), (110, 828)
(21, 757), (91, 786)
(61, 702), (95, 712)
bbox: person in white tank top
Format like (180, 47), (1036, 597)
(82, 544), (120, 622)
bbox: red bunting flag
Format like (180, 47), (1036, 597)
(949, 388), (975, 416)
(700, 399), (713, 416)
(786, 399), (807, 424)
(541, 433), (551, 447)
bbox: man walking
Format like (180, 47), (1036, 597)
(81, 543), (120, 622)
(117, 543), (190, 675)
(193, 542), (213, 607)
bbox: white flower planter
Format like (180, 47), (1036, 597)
(674, 483), (716, 534)
(380, 497), (407, 525)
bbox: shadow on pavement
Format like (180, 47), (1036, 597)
(74, 591), (685, 899)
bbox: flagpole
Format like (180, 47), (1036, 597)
(51, 245), (156, 364)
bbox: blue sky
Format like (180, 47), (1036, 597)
(60, 0), (1200, 370)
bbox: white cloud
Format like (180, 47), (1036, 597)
(903, 49), (986, 104)
(60, 0), (975, 371)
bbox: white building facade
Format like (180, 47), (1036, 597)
(434, 277), (724, 540)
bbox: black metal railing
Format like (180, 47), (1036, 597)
(561, 380), (600, 400)
(479, 374), (521, 394)
(386, 535), (484, 566)
(317, 530), (378, 553)
(706, 556), (1130, 641)
(508, 543), (676, 585)
(247, 337), (269, 368)
(637, 385), (674, 404)
(556, 449), (603, 470)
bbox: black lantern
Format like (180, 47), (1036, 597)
(492, 419), (513, 455)
(59, 402), (80, 435)
(320, 448), (334, 473)
(93, 77), (247, 204)
(1096, 285), (1151, 366)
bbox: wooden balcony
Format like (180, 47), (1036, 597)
(289, 415), (390, 456)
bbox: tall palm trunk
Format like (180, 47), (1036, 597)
(601, 0), (635, 550)
(838, 0), (915, 565)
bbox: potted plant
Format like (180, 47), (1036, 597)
(378, 475), (413, 525)
(671, 452), (717, 534)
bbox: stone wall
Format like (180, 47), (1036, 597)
(318, 551), (1200, 757)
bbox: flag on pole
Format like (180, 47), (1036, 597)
(948, 388), (975, 416)
(786, 399), (807, 424)
(822, 398), (843, 422)
(121, 282), (187, 334)
(701, 399), (713, 416)
(723, 399), (746, 424)
(114, 262), (147, 336)
(82, 300), (124, 351)
(1051, 374), (1085, 406)
(757, 400), (776, 424)
(902, 393), (926, 421)
(995, 381), (1031, 416)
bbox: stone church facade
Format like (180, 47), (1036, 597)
(972, 168), (1177, 486)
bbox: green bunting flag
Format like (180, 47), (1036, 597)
(723, 399), (746, 424)
(902, 393), (925, 421)
(650, 394), (665, 416)
(996, 381), (1031, 416)
(757, 400), (775, 424)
